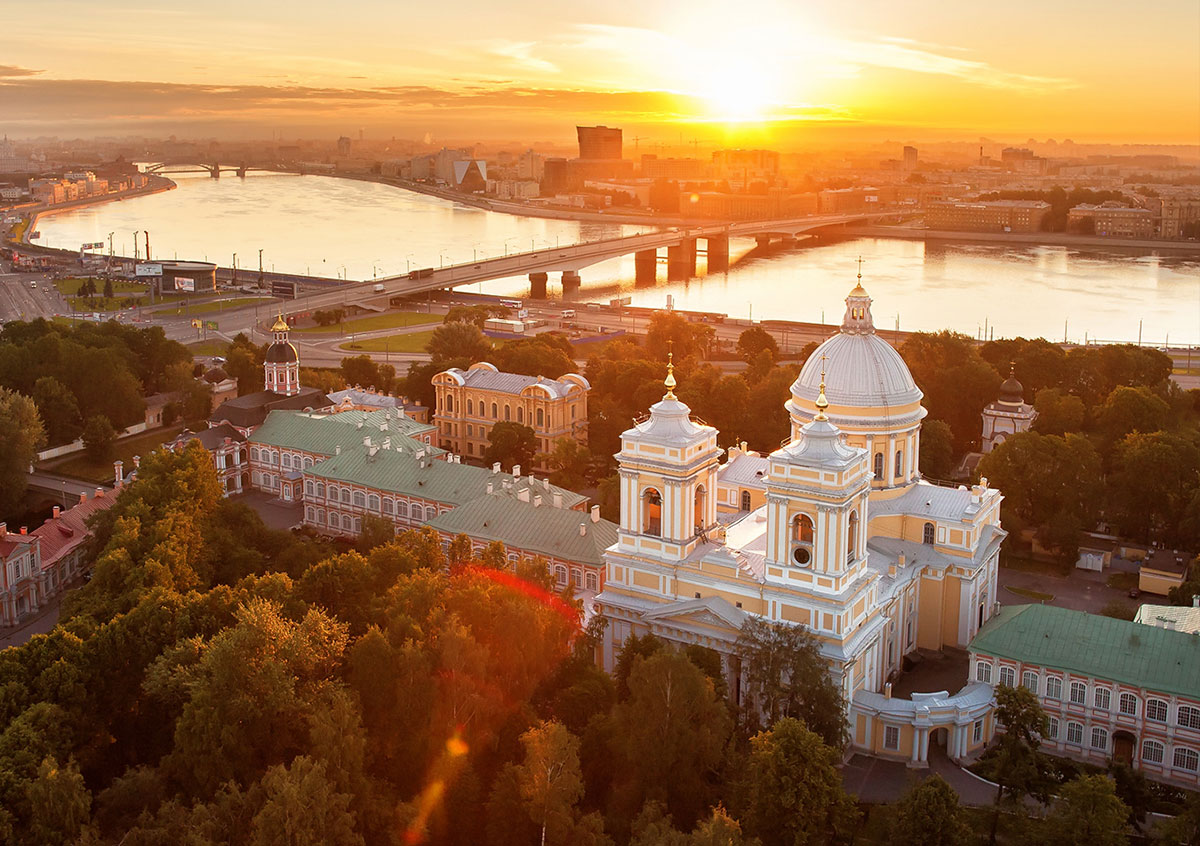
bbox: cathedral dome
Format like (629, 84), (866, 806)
(264, 341), (299, 364)
(789, 283), (923, 416)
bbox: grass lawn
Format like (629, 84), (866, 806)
(343, 329), (438, 354)
(292, 311), (440, 335)
(1106, 571), (1139, 591)
(1005, 585), (1055, 602)
(186, 339), (230, 356)
(55, 277), (148, 297)
(1000, 553), (1073, 578)
(46, 425), (186, 485)
(157, 297), (275, 317)
(67, 296), (144, 313)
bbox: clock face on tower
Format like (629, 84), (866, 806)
(792, 546), (811, 567)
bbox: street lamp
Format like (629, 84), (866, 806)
(503, 236), (518, 256)
(405, 253), (415, 273)
(232, 252), (237, 286)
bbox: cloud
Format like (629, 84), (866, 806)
(487, 41), (559, 75)
(0, 65), (41, 78)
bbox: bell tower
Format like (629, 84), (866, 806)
(614, 353), (720, 562)
(263, 313), (301, 396)
(765, 360), (872, 586)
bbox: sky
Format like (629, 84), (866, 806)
(1, 0), (1198, 146)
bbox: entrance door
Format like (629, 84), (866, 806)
(1113, 731), (1136, 765)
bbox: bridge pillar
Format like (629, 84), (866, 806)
(780, 234), (798, 247)
(561, 270), (582, 290)
(635, 249), (657, 285)
(210, 163), (220, 179)
(237, 164), (248, 178)
(755, 235), (771, 249)
(667, 239), (697, 280)
(706, 235), (729, 272)
(529, 272), (549, 299)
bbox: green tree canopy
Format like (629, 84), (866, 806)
(1032, 387), (1086, 436)
(891, 774), (971, 846)
(484, 421), (538, 471)
(82, 414), (117, 462)
(0, 386), (46, 517)
(736, 327), (778, 366)
(1044, 775), (1130, 846)
(901, 331), (1002, 452)
(427, 321), (492, 365)
(919, 419), (955, 479)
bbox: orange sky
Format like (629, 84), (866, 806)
(1, 0), (1197, 145)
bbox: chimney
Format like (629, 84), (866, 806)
(132, 454), (141, 469)
(486, 482), (494, 495)
(553, 491), (563, 508)
(1193, 595), (1200, 609)
(579, 522), (587, 536)
(79, 492), (87, 504)
(1165, 619), (1177, 631)
(416, 449), (426, 462)
(884, 682), (892, 699)
(512, 464), (521, 478)
(0, 522), (5, 536)
(382, 437), (391, 450)
(20, 526), (27, 535)
(52, 506), (60, 519)
(590, 504), (600, 523)
(492, 462), (501, 474)
(533, 495), (543, 508)
(363, 435), (372, 447)
(335, 445), (341, 455)
(517, 487), (530, 503)
(95, 487), (104, 498)
(898, 552), (906, 567)
(114, 460), (124, 488)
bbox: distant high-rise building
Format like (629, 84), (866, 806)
(903, 145), (918, 171)
(576, 126), (623, 161)
(336, 136), (352, 156)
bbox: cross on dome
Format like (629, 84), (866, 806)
(664, 343), (677, 399)
(814, 353), (830, 421)
(270, 312), (289, 332)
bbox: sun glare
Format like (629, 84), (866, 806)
(696, 54), (779, 121)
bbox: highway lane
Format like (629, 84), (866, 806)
(0, 269), (64, 323)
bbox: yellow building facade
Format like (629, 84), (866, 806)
(595, 283), (1004, 766)
(432, 362), (589, 470)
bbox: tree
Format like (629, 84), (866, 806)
(490, 335), (576, 379)
(103, 278), (114, 300)
(1032, 388), (1086, 436)
(32, 376), (82, 446)
(484, 421), (538, 471)
(919, 419), (955, 480)
(737, 327), (778, 366)
(689, 805), (759, 846)
(341, 355), (379, 390)
(545, 438), (590, 489)
(427, 321), (491, 365)
(0, 387), (46, 517)
(987, 685), (1051, 845)
(1107, 431), (1200, 546)
(356, 514), (396, 553)
(82, 414), (117, 462)
(249, 756), (364, 846)
(892, 775), (971, 846)
(1096, 385), (1170, 444)
(516, 721), (584, 846)
(740, 717), (857, 846)
(645, 312), (714, 362)
(901, 332), (1002, 452)
(25, 755), (94, 846)
(1044, 775), (1129, 846)
(610, 650), (731, 828)
(226, 342), (263, 397)
(734, 617), (845, 748)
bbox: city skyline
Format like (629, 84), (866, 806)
(1, 0), (1198, 144)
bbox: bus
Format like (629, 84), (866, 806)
(499, 298), (523, 310)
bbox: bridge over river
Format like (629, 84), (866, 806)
(283, 211), (900, 311)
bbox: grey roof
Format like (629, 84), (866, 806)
(305, 446), (586, 509)
(426, 492), (615, 565)
(209, 387), (330, 429)
(179, 423), (246, 450)
(772, 417), (865, 469)
(250, 409), (437, 457)
(622, 394), (714, 447)
(442, 362), (589, 399)
(1134, 605), (1200, 634)
(327, 388), (401, 409)
(970, 604), (1200, 701)
(717, 452), (769, 488)
(869, 481), (989, 523)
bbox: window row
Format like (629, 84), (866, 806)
(306, 509), (366, 535)
(551, 565), (600, 592)
(980, 663), (1200, 728)
(249, 447), (314, 470)
(444, 396), (551, 428)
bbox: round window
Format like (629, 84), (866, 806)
(792, 546), (811, 566)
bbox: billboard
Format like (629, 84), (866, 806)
(203, 320), (218, 330)
(271, 280), (297, 299)
(81, 241), (104, 251)
(174, 277), (195, 292)
(135, 262), (163, 277)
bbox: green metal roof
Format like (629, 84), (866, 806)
(970, 604), (1200, 700)
(249, 409), (438, 458)
(426, 493), (617, 566)
(305, 446), (586, 510)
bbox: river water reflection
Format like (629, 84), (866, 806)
(36, 172), (1200, 345)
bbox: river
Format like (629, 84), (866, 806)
(34, 172), (1200, 345)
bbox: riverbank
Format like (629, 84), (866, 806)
(836, 224), (1200, 255)
(19, 175), (178, 247)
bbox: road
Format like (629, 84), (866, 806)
(0, 264), (67, 323)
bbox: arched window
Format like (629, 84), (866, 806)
(426, 505), (438, 521)
(353, 491), (366, 508)
(305, 506), (314, 521)
(555, 565), (568, 585)
(1142, 740), (1165, 764)
(572, 569), (583, 588)
(341, 489), (351, 503)
(740, 490), (751, 511)
(368, 494), (380, 511)
(694, 485), (707, 534)
(491, 402), (498, 418)
(250, 447), (260, 462)
(305, 480), (314, 497)
(847, 511), (859, 561)
(383, 498), (393, 515)
(642, 488), (662, 536)
(505, 405), (511, 421)
(586, 572), (599, 592)
(354, 517), (362, 533)
(328, 511), (338, 527)
(536, 408), (544, 427)
(895, 449), (904, 478)
(923, 522), (935, 545)
(791, 514), (814, 566)
(396, 501), (408, 518)
(281, 454), (291, 469)
(873, 452), (884, 480)
(445, 394), (453, 412)
(517, 407), (524, 424)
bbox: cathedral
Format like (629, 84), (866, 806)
(595, 281), (1005, 765)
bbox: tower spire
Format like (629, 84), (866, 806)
(815, 353), (829, 421)
(664, 343), (677, 399)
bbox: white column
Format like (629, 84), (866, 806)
(816, 507), (829, 572)
(911, 728), (923, 763)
